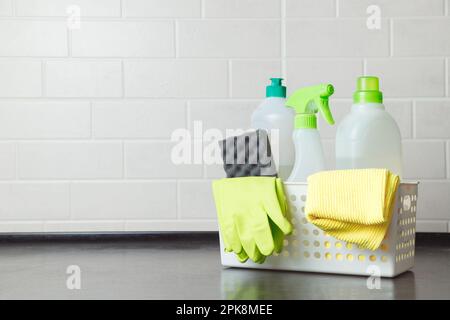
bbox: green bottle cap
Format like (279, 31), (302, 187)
(295, 114), (317, 129)
(266, 78), (286, 98)
(353, 76), (383, 103)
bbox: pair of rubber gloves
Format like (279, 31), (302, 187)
(212, 177), (293, 264)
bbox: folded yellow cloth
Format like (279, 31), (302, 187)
(305, 169), (400, 251)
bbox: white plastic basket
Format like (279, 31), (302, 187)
(220, 182), (418, 278)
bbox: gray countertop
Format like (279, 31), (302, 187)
(0, 233), (449, 300)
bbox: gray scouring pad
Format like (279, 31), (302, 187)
(219, 129), (277, 178)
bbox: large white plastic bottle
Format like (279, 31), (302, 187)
(285, 84), (335, 182)
(251, 78), (295, 180)
(336, 76), (402, 177)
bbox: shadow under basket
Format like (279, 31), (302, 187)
(220, 182), (418, 278)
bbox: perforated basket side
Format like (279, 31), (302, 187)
(393, 183), (418, 275)
(220, 182), (418, 277)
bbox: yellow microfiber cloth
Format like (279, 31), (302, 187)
(305, 169), (400, 251)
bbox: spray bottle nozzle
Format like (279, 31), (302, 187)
(266, 78), (286, 98)
(285, 84), (335, 129)
(324, 84), (334, 96)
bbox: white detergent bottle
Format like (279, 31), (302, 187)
(336, 76), (402, 177)
(285, 84), (335, 182)
(251, 78), (295, 180)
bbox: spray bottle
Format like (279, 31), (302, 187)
(285, 84), (335, 182)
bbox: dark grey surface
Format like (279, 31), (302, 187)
(0, 233), (449, 300)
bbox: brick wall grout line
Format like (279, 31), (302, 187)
(3, 56), (450, 61)
(121, 140), (125, 179)
(2, 96), (450, 102)
(3, 16), (450, 22)
(41, 60), (46, 97)
(89, 101), (94, 139)
(67, 23), (72, 57)
(389, 18), (394, 57)
(121, 59), (125, 98)
(174, 20), (179, 58)
(175, 180), (180, 220)
(445, 58), (449, 97)
(186, 100), (192, 132)
(412, 100), (417, 139)
(14, 141), (19, 180)
(68, 181), (73, 220)
(446, 140), (450, 179)
(227, 60), (232, 97)
(201, 0), (206, 19)
(11, 0), (16, 16)
(122, 140), (128, 179)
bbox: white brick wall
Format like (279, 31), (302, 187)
(286, 19), (390, 57)
(286, 0), (335, 17)
(122, 0), (201, 18)
(16, 0), (121, 17)
(18, 142), (123, 179)
(0, 1), (12, 16)
(70, 181), (177, 220)
(124, 60), (228, 97)
(339, 0), (445, 17)
(177, 20), (281, 58)
(0, 60), (42, 97)
(0, 21), (67, 56)
(124, 141), (203, 178)
(0, 0), (449, 233)
(45, 60), (122, 97)
(204, 0), (281, 18)
(92, 101), (186, 138)
(71, 21), (175, 57)
(365, 59), (445, 97)
(0, 101), (90, 138)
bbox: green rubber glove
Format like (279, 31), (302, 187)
(273, 178), (290, 254)
(212, 177), (293, 263)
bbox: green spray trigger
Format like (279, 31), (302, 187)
(286, 84), (335, 129)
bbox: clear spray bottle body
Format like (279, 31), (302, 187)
(285, 84), (335, 182)
(287, 128), (326, 182)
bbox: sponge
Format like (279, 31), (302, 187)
(219, 129), (277, 178)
